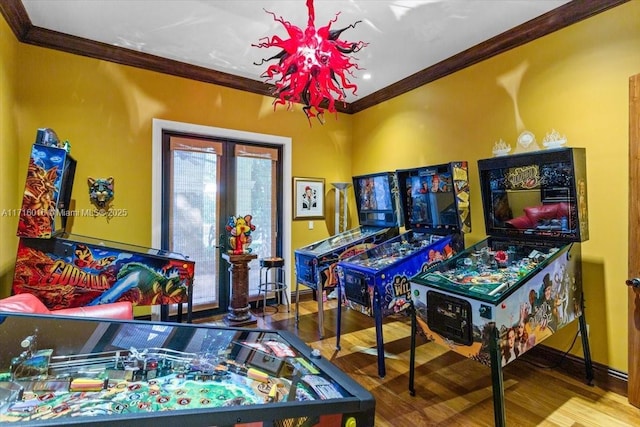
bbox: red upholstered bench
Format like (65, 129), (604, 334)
(0, 293), (133, 320)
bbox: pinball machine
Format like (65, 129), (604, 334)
(0, 313), (375, 426)
(12, 130), (195, 321)
(335, 161), (471, 377)
(408, 147), (592, 426)
(294, 171), (401, 338)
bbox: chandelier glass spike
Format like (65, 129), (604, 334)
(252, 0), (368, 124)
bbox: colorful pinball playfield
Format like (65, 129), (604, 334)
(0, 313), (375, 427)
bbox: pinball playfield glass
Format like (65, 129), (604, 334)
(408, 147), (591, 426)
(0, 313), (375, 427)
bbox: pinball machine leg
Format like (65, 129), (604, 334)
(374, 289), (386, 378)
(318, 281), (324, 339)
(186, 281), (193, 323)
(295, 280), (300, 325)
(578, 297), (594, 385)
(175, 281), (193, 323)
(188, 281), (194, 323)
(489, 323), (506, 427)
(409, 301), (416, 396)
(336, 282), (342, 351)
(177, 303), (183, 323)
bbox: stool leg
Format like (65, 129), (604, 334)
(264, 267), (270, 314)
(273, 268), (282, 306)
(284, 291), (290, 312)
(263, 283), (268, 314)
(282, 267), (290, 312)
(257, 267), (264, 315)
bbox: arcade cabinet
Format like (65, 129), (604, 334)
(294, 171), (401, 338)
(336, 161), (471, 378)
(16, 129), (75, 239)
(408, 147), (591, 426)
(12, 130), (195, 321)
(0, 313), (376, 426)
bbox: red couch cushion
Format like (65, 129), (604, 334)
(0, 293), (50, 314)
(56, 302), (133, 320)
(0, 293), (133, 320)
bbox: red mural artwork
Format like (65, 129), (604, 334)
(253, 0), (367, 124)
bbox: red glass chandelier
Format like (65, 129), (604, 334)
(253, 0), (367, 124)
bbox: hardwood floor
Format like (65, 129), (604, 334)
(200, 299), (640, 426)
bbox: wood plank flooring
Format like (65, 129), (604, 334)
(200, 299), (640, 426)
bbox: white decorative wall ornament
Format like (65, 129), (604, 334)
(514, 130), (540, 153)
(492, 139), (512, 157)
(542, 129), (568, 148)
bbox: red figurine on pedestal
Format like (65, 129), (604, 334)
(226, 215), (256, 255)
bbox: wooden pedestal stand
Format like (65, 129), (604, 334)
(222, 252), (258, 327)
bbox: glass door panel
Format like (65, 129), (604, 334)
(235, 145), (279, 297)
(169, 137), (222, 311)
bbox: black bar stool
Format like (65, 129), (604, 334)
(258, 257), (289, 315)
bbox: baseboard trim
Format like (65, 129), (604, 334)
(294, 288), (314, 301)
(522, 344), (628, 397)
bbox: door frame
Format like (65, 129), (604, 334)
(151, 119), (293, 320)
(628, 73), (640, 406)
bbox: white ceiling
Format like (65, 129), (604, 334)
(22, 0), (569, 103)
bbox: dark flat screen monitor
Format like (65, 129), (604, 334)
(352, 172), (399, 228)
(397, 165), (461, 232)
(405, 174), (456, 226)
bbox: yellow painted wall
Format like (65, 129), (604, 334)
(352, 2), (640, 372)
(0, 15), (19, 291)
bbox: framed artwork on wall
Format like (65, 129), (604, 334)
(293, 177), (325, 220)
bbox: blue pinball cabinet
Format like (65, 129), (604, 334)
(336, 161), (471, 378)
(294, 171), (401, 338)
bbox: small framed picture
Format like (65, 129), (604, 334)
(293, 177), (325, 220)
